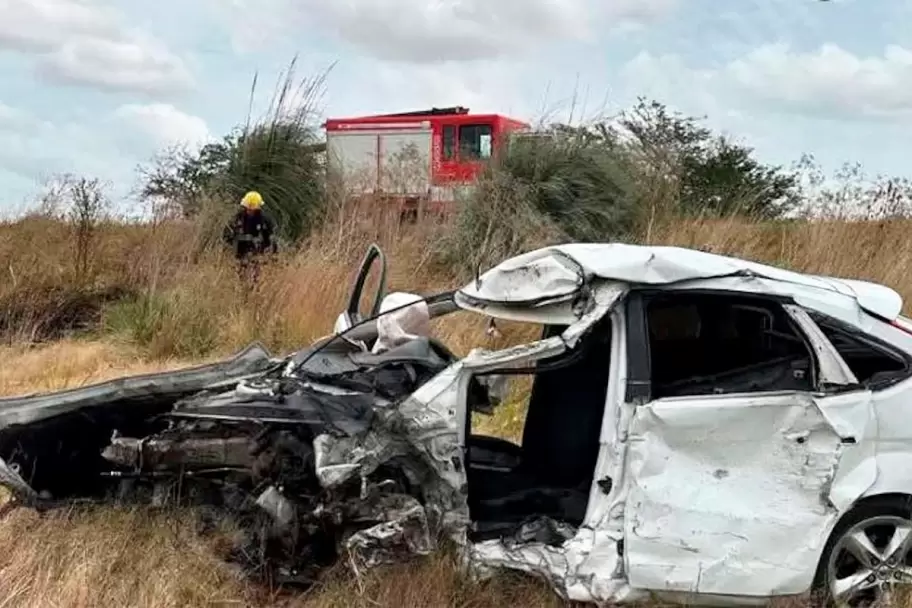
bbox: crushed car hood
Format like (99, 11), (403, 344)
(0, 328), (473, 586)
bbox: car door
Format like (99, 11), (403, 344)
(620, 291), (877, 598)
(333, 244), (387, 335)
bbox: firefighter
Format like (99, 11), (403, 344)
(223, 190), (277, 283)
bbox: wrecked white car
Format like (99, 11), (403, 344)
(1, 242), (912, 606)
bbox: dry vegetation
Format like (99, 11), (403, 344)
(1, 59), (905, 606)
(0, 208), (909, 606)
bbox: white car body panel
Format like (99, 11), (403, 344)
(449, 243), (912, 604)
(623, 391), (862, 596)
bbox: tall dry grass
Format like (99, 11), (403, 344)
(2, 211), (912, 606)
(649, 215), (912, 305)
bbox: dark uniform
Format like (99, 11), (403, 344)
(223, 207), (277, 284)
(225, 208), (276, 259)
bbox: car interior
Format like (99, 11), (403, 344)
(643, 292), (817, 398)
(459, 292), (823, 543)
(464, 317), (613, 542)
(807, 309), (912, 389)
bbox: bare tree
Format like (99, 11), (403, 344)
(58, 174), (109, 283)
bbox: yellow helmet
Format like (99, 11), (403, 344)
(240, 191), (264, 209)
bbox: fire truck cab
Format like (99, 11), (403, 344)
(324, 107), (529, 214)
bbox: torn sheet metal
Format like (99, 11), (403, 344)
(256, 485), (296, 527)
(503, 516), (576, 549)
(462, 337), (566, 373)
(778, 305), (878, 510)
(561, 283), (627, 348)
(470, 526), (638, 604)
(311, 361), (470, 544)
(0, 342), (274, 428)
(812, 391), (878, 512)
(458, 247), (585, 306)
(622, 392), (857, 597)
(459, 284), (624, 376)
(452, 297), (579, 326)
(344, 494), (434, 569)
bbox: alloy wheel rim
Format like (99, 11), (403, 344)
(828, 515), (912, 606)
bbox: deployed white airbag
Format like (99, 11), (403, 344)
(372, 292), (431, 354)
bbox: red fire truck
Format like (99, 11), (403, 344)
(323, 106), (529, 215)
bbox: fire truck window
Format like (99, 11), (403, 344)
(459, 124), (493, 160)
(443, 125), (456, 160)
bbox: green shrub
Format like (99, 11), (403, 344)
(435, 129), (638, 275)
(103, 291), (221, 359)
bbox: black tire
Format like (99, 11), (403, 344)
(812, 495), (912, 606)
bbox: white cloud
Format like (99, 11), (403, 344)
(621, 52), (719, 110)
(114, 103), (211, 149)
(623, 43), (912, 122)
(601, 0), (678, 24)
(39, 36), (193, 94)
(728, 44), (912, 119)
(0, 0), (117, 51)
(0, 102), (28, 128)
(218, 0), (677, 62)
(0, 0), (192, 94)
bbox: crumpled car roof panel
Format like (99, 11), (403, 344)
(458, 243), (903, 324)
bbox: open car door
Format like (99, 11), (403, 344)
(326, 245), (459, 350)
(334, 244), (388, 335)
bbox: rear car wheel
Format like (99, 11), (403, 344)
(815, 497), (912, 606)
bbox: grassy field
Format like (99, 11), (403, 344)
(1, 212), (912, 606)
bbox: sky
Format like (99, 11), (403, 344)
(1, 0), (911, 211)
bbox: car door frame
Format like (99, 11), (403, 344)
(462, 287), (636, 602)
(619, 288), (877, 599)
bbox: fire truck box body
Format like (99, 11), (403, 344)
(324, 107), (529, 207)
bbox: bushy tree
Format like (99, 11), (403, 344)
(614, 98), (801, 219)
(138, 58), (330, 243)
(139, 141), (233, 217)
(435, 124), (638, 274)
(495, 127), (638, 240)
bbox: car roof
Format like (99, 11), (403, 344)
(456, 243), (903, 329)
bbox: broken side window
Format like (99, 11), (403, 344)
(643, 292), (815, 399)
(807, 310), (911, 389)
